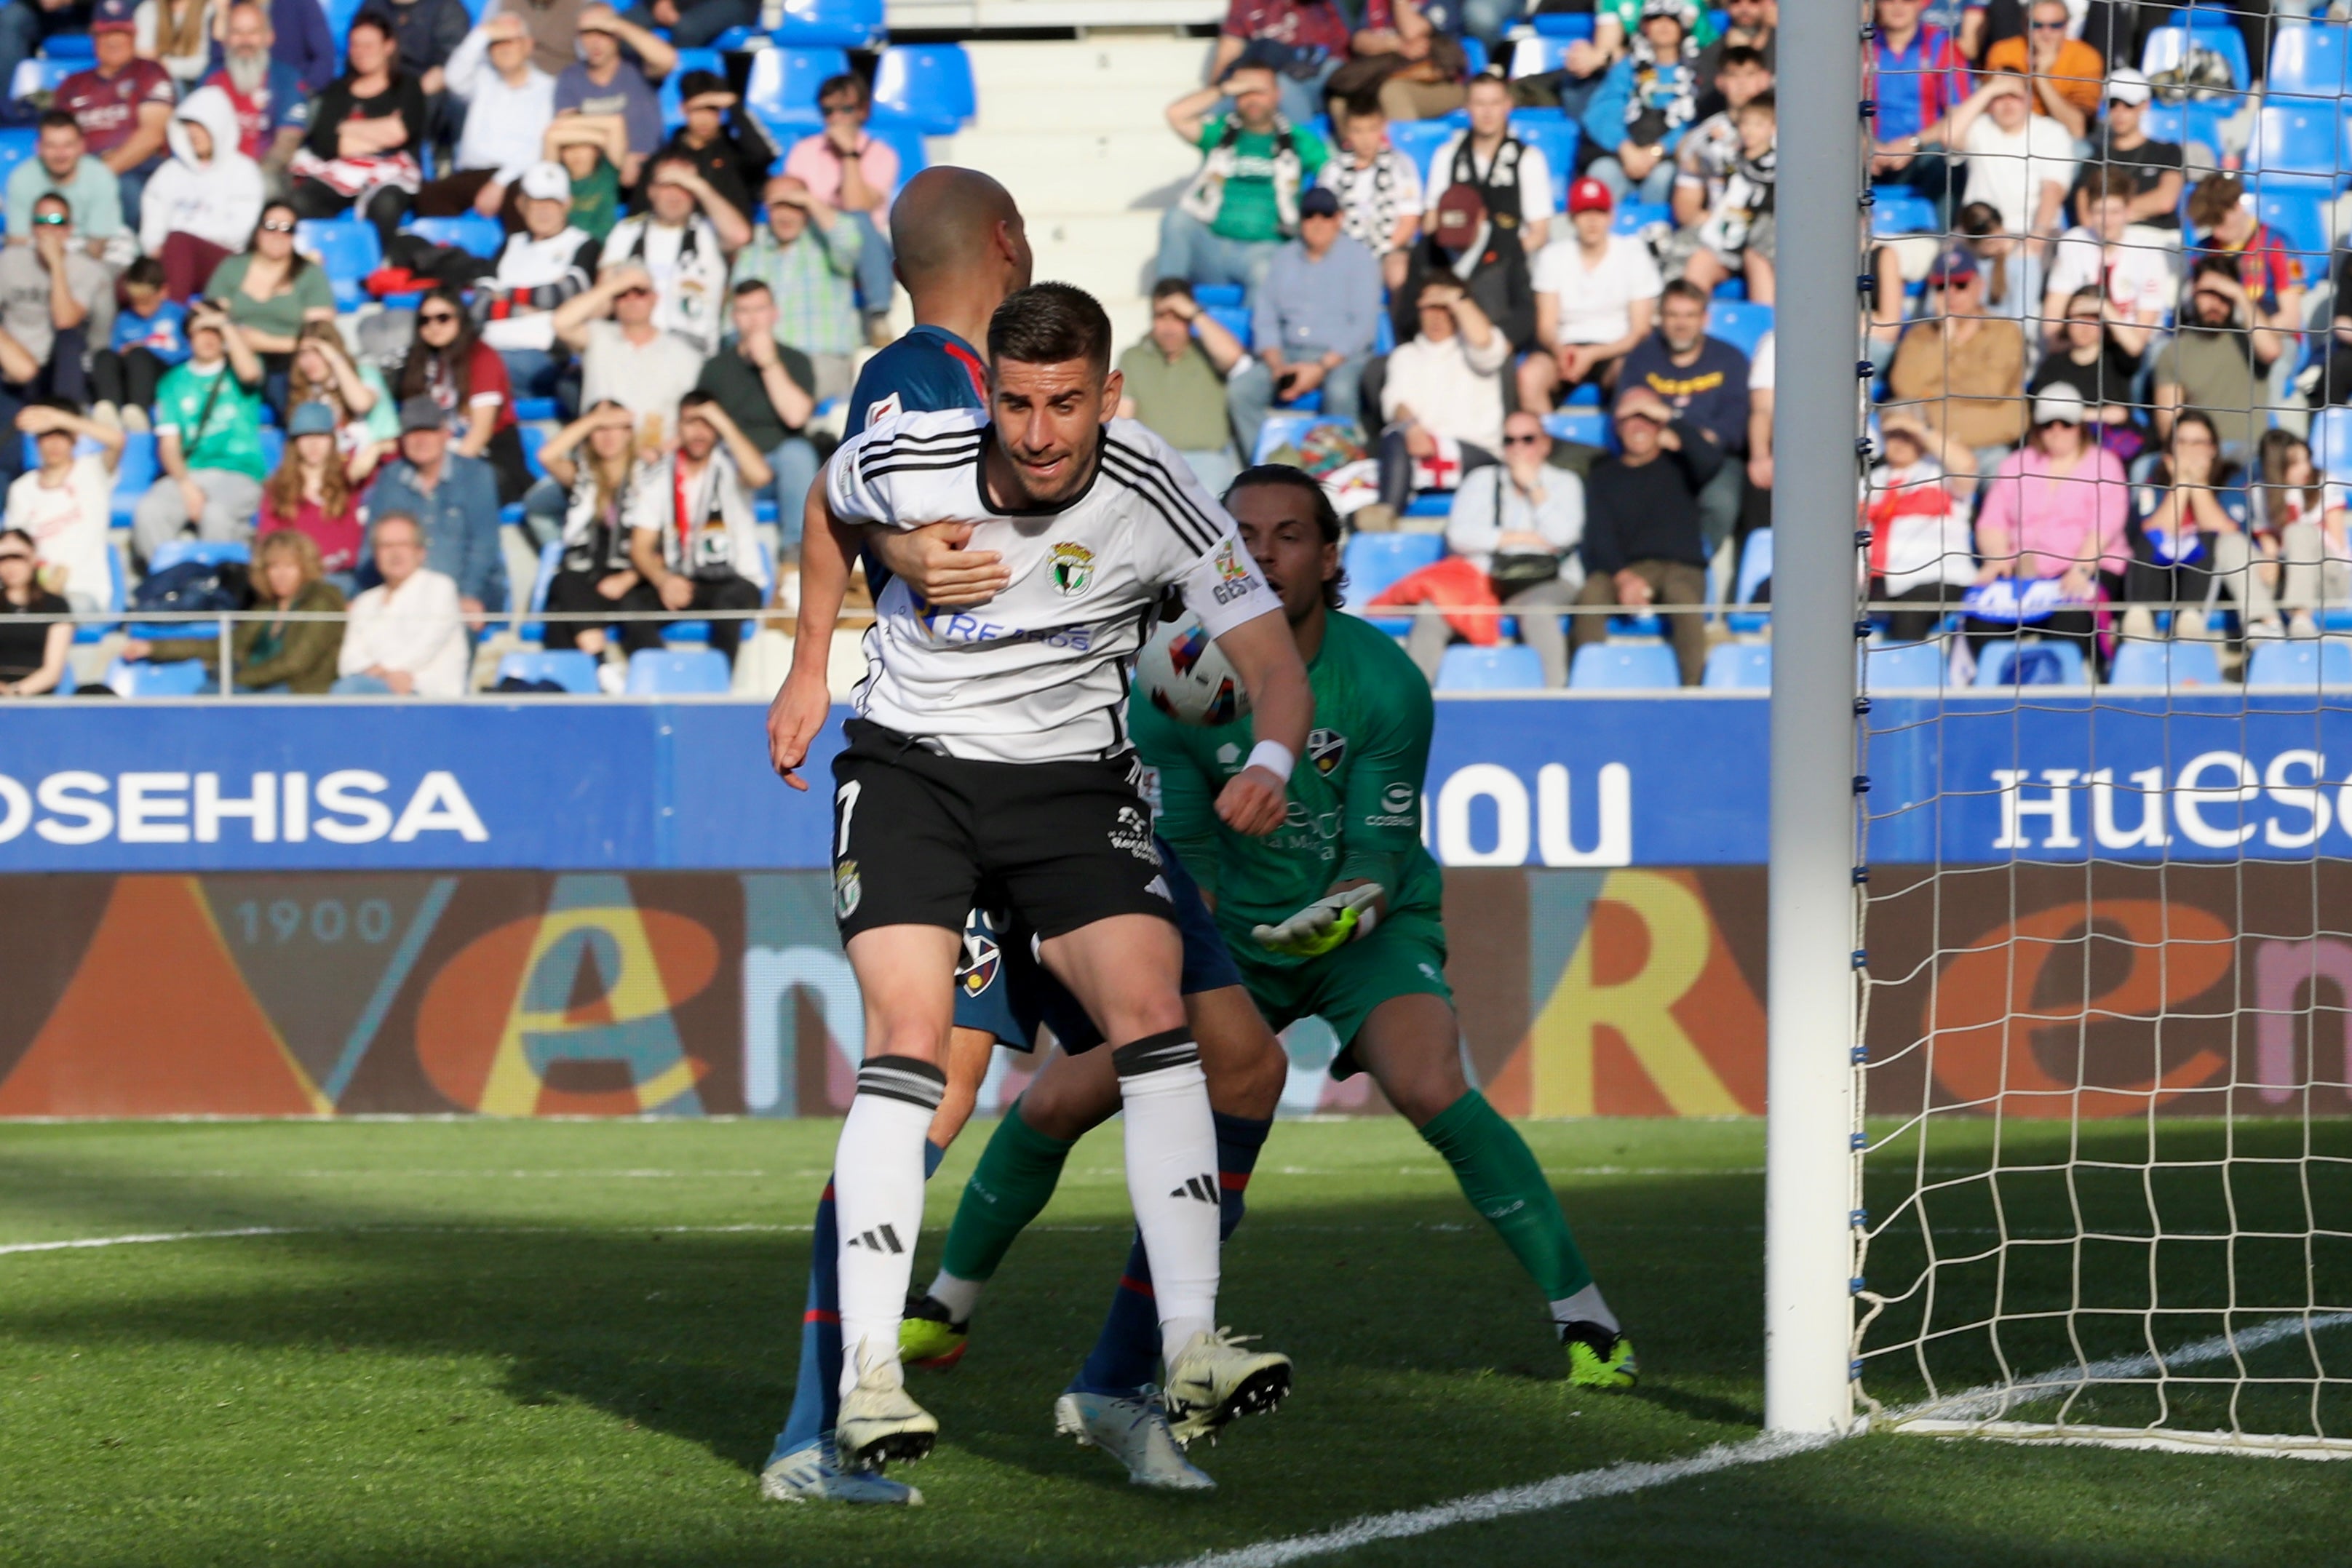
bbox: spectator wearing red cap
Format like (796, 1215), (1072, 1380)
(1885, 242), (2027, 477)
(1388, 182), (1534, 362)
(1520, 175), (1658, 414)
(55, 0), (177, 224)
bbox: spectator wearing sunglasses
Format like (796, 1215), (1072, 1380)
(1884, 243), (2028, 480)
(1975, 0), (2096, 138)
(782, 73), (900, 346)
(398, 284), (531, 503)
(202, 199), (335, 412)
(2068, 69), (2180, 239)
(552, 260), (707, 430)
(1412, 410), (1584, 687)
(0, 194), (114, 485)
(4, 113), (127, 257)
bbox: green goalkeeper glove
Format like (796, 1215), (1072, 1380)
(1251, 884), (1384, 958)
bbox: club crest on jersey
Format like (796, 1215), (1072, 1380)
(1109, 805), (1159, 864)
(1307, 729), (1347, 776)
(834, 859), (862, 920)
(1049, 542), (1097, 595)
(956, 928), (1001, 998)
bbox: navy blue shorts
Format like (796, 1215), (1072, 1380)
(951, 836), (1242, 1053)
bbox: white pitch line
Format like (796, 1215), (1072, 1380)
(1144, 1311), (2352, 1568)
(0, 1226), (307, 1256)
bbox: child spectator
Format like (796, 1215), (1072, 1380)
(92, 255), (187, 431)
(1583, 0), (1700, 207)
(1317, 93), (1423, 292)
(1679, 90), (1773, 303)
(258, 399), (364, 581)
(1523, 177), (1660, 413)
(6, 399), (123, 613)
(287, 320), (396, 482)
(126, 523), (347, 691)
(1669, 43), (1770, 235)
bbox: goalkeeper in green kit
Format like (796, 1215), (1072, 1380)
(900, 464), (1633, 1483)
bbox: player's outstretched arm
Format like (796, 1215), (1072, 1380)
(865, 523), (1009, 608)
(766, 481), (854, 789)
(1207, 610), (1311, 837)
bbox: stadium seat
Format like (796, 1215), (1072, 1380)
(1341, 531), (1444, 600)
(496, 650), (600, 693)
(1192, 284), (1243, 309)
(39, 33), (93, 60)
(2311, 405), (2352, 485)
(1707, 301), (1773, 358)
(1570, 642), (1680, 690)
(326, 0), (367, 48)
(1436, 643), (1545, 691)
(1530, 11), (1594, 39)
(513, 397), (560, 422)
(1389, 118), (1458, 183)
(1864, 640), (1945, 689)
(1701, 642), (1771, 689)
(2270, 21), (2351, 97)
(519, 539), (564, 643)
(8, 59), (71, 105)
(71, 541), (125, 645)
(2142, 20), (2251, 91)
(626, 647), (731, 694)
(1613, 201), (1669, 236)
(297, 218), (382, 309)
(657, 47), (727, 130)
(408, 213), (503, 258)
(2245, 637), (2352, 690)
(109, 431), (156, 530)
(2254, 182), (2335, 270)
(745, 46), (851, 130)
(1510, 36), (1570, 77)
(1725, 527), (1772, 633)
(133, 537), (250, 641)
(520, 424), (547, 480)
(873, 44), (976, 135)
(258, 427), (283, 471)
(1252, 411), (1342, 464)
(1870, 190), (1939, 237)
(862, 112), (932, 183)
(772, 0), (884, 49)
(1974, 638), (2089, 688)
(2106, 638), (2225, 688)
(2248, 101), (2339, 176)
(0, 127), (34, 190)
(105, 657), (208, 696)
(2140, 98), (2232, 156)
(1542, 410), (1608, 448)
(1509, 111), (1578, 205)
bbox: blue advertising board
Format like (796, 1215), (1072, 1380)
(0, 693), (2348, 871)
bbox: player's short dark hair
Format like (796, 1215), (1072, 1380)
(36, 109), (77, 135)
(1225, 464), (1346, 611)
(988, 282), (1112, 375)
(123, 255), (165, 290)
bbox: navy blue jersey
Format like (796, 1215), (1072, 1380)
(846, 323), (989, 431)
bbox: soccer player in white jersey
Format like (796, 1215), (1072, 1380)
(766, 282), (1315, 1475)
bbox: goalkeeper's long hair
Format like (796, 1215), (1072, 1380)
(1223, 464), (1346, 610)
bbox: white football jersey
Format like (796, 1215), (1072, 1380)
(827, 409), (1282, 764)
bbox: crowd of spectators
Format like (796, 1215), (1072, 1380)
(0, 0), (912, 697)
(1109, 0), (2352, 686)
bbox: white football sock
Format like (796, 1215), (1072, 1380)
(1113, 1030), (1220, 1367)
(833, 1056), (945, 1401)
(1552, 1283), (1620, 1336)
(926, 1270), (982, 1324)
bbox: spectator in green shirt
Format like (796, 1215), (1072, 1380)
(1157, 63), (1329, 297)
(131, 300), (268, 563)
(1118, 276), (1248, 493)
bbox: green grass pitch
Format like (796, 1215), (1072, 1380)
(2, 1115), (2348, 1567)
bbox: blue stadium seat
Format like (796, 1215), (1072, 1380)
(1725, 526), (1772, 633)
(1870, 190), (1939, 237)
(133, 538), (249, 640)
(2140, 98), (2232, 156)
(2270, 22), (2351, 96)
(1510, 111), (1578, 206)
(745, 46), (851, 130)
(71, 541), (125, 645)
(1542, 410), (1608, 447)
(109, 431), (156, 530)
(520, 539), (564, 643)
(0, 127), (35, 191)
(658, 47), (728, 130)
(1707, 301), (1773, 358)
(1864, 640), (1945, 689)
(1613, 201), (1669, 236)
(1510, 36), (1568, 77)
(513, 397), (560, 423)
(327, 0), (366, 47)
(106, 657), (208, 696)
(2254, 180), (2335, 270)
(873, 44), (975, 135)
(1530, 11), (1594, 39)
(1251, 411), (1343, 464)
(1389, 118), (1458, 183)
(1974, 638), (2089, 688)
(862, 112), (932, 183)
(2311, 405), (2352, 485)
(496, 650), (600, 693)
(2142, 20), (2251, 90)
(1192, 284), (1244, 309)
(1436, 643), (1546, 691)
(39, 33), (93, 60)
(408, 213), (504, 258)
(2248, 100), (2340, 177)
(1460, 36), (1488, 76)
(1341, 532), (1444, 600)
(9, 59), (71, 105)
(297, 218), (383, 310)
(2245, 637), (2352, 690)
(258, 426), (283, 471)
(626, 647), (731, 693)
(1701, 642), (1771, 689)
(520, 424), (547, 480)
(772, 0), (884, 49)
(1570, 642), (1680, 690)
(2106, 638), (2225, 688)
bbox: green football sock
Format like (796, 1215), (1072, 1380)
(934, 1097), (1077, 1298)
(1418, 1089), (1594, 1302)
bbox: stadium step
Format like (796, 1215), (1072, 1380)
(932, 128), (1202, 213)
(961, 35), (1217, 96)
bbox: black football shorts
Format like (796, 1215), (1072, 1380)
(829, 718), (1178, 944)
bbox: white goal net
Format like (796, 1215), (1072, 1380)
(1836, 1), (2352, 1452)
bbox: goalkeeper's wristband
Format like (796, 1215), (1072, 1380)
(1247, 739), (1295, 783)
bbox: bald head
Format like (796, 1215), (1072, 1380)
(888, 167), (1031, 300)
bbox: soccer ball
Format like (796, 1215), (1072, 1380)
(1137, 615), (1250, 726)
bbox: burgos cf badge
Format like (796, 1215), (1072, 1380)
(833, 859), (862, 920)
(1049, 542), (1096, 595)
(1307, 728), (1347, 777)
(956, 926), (1001, 999)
